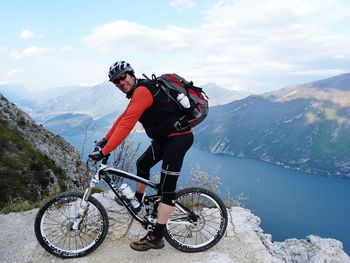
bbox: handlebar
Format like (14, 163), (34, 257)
(86, 153), (110, 174)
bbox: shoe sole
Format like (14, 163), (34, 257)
(130, 243), (165, 252)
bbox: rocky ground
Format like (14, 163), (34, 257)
(0, 190), (349, 263)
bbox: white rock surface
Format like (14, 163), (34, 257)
(0, 190), (349, 263)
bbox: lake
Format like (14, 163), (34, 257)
(66, 132), (350, 254)
(184, 147), (350, 255)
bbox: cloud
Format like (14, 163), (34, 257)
(8, 45), (72, 60)
(169, 0), (196, 10)
(19, 29), (40, 40)
(9, 46), (54, 59)
(7, 69), (23, 78)
(83, 0), (350, 92)
(82, 20), (193, 53)
(192, 0), (350, 90)
(61, 45), (73, 51)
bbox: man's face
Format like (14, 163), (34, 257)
(114, 73), (135, 94)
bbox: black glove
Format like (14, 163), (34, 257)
(95, 138), (108, 148)
(89, 149), (109, 162)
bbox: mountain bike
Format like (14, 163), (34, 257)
(34, 156), (228, 258)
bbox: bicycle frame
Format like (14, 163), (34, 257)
(101, 165), (160, 225)
(72, 159), (198, 232)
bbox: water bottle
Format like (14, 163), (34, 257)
(177, 93), (191, 109)
(120, 183), (140, 211)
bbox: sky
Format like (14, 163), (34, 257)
(1, 0), (350, 94)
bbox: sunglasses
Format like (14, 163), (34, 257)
(113, 74), (128, 85)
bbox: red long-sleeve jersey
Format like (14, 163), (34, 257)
(102, 86), (153, 155)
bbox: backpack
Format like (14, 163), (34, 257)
(142, 73), (209, 127)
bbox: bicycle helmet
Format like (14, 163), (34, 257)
(108, 61), (135, 81)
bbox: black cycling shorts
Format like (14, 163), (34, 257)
(136, 133), (193, 206)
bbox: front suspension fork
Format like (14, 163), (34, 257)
(71, 178), (96, 230)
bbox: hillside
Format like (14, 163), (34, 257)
(0, 120), (68, 205)
(194, 73), (350, 176)
(0, 94), (88, 206)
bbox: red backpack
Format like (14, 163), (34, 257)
(143, 73), (209, 127)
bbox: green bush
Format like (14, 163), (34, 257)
(0, 187), (61, 214)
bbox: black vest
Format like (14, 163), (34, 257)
(134, 79), (190, 139)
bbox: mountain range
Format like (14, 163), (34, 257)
(2, 73), (349, 177)
(0, 80), (244, 135)
(194, 73), (350, 177)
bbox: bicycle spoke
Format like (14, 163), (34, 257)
(46, 230), (60, 238)
(182, 228), (191, 243)
(56, 201), (71, 219)
(46, 231), (63, 243)
(74, 235), (78, 251)
(168, 224), (185, 236)
(77, 234), (90, 248)
(197, 227), (214, 240)
(198, 230), (207, 244)
(203, 224), (220, 235)
(42, 221), (62, 227)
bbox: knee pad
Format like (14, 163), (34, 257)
(161, 191), (176, 206)
(159, 168), (179, 206)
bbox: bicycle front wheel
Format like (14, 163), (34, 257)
(34, 192), (109, 258)
(164, 187), (228, 252)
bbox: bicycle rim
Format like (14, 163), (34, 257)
(166, 188), (227, 252)
(38, 195), (105, 256)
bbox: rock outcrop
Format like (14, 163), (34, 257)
(0, 190), (348, 263)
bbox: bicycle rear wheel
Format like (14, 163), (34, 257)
(164, 187), (228, 252)
(34, 192), (109, 258)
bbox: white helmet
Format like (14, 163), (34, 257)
(108, 61), (134, 81)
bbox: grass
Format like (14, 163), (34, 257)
(0, 200), (38, 214)
(0, 187), (61, 214)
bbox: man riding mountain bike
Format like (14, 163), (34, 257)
(89, 61), (194, 251)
